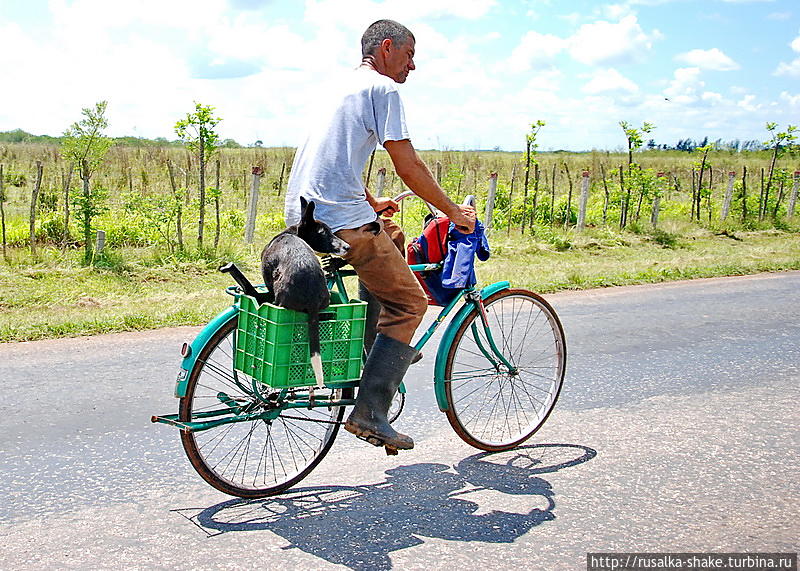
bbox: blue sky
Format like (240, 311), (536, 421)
(1, 0), (798, 151)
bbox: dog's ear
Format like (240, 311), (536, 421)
(300, 198), (316, 225)
(364, 221), (381, 235)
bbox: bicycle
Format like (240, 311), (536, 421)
(152, 193), (567, 498)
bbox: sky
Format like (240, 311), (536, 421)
(0, 0), (798, 152)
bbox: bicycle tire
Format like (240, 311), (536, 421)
(179, 316), (345, 498)
(443, 289), (566, 451)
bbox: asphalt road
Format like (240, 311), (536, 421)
(1, 272), (798, 570)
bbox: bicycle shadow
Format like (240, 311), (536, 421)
(174, 443), (596, 571)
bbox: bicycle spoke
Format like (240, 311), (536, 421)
(444, 290), (566, 450)
(180, 316), (344, 497)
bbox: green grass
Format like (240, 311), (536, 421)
(482, 223), (800, 292)
(0, 246), (255, 342)
(0, 225), (798, 343)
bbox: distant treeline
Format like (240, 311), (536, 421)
(0, 129), (767, 153)
(0, 129), (244, 149)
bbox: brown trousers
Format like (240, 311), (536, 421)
(336, 218), (427, 345)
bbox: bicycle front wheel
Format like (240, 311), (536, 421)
(179, 316), (345, 498)
(443, 289), (566, 451)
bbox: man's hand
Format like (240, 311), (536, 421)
(449, 204), (476, 234)
(371, 196), (399, 217)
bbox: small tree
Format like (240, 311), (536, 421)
(175, 102), (221, 248)
(763, 122), (797, 220)
(619, 121), (655, 168)
(61, 101), (112, 264)
(619, 121), (655, 227)
(692, 142), (713, 222)
(522, 120), (545, 232)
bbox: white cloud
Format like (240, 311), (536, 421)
(701, 91), (724, 105)
(568, 15), (660, 65)
(773, 33), (800, 77)
(601, 4), (634, 19)
(774, 58), (800, 77)
(504, 31), (566, 72)
(400, 0), (497, 20)
(780, 91), (800, 107)
(664, 67), (704, 104)
(675, 48), (740, 71)
(781, 91), (800, 107)
(1, 0), (797, 152)
(304, 0), (495, 28)
(737, 94), (761, 112)
(582, 68), (640, 95)
(504, 13), (661, 72)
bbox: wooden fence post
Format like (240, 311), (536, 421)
(61, 163), (73, 248)
(651, 172), (665, 228)
(721, 171), (736, 221)
(365, 150), (375, 187)
(376, 167), (386, 197)
(618, 165), (626, 228)
(484, 172), (498, 234)
(788, 171), (800, 218)
(167, 161), (184, 251)
(95, 230), (106, 253)
(435, 161), (442, 184)
(531, 162), (540, 230)
(245, 166), (263, 244)
(30, 161), (43, 255)
(276, 162), (286, 196)
(741, 166), (748, 223)
(214, 159), (221, 250)
(577, 170), (589, 231)
(0, 164), (6, 259)
(507, 164), (516, 235)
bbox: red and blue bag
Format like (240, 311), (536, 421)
(406, 216), (459, 306)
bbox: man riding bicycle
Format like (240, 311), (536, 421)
(285, 19), (475, 452)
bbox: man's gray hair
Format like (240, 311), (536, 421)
(361, 19), (414, 57)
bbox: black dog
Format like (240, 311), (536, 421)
(261, 197), (350, 387)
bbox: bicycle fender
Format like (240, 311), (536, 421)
(174, 305), (238, 398)
(433, 281), (510, 411)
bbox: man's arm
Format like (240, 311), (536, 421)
(384, 139), (475, 233)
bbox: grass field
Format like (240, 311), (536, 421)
(1, 222), (797, 343)
(1, 141), (798, 342)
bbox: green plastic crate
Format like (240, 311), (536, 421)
(233, 293), (366, 389)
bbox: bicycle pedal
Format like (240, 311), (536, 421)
(384, 445), (398, 456)
(364, 435), (384, 447)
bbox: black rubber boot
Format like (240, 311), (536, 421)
(359, 282), (422, 364)
(345, 333), (418, 452)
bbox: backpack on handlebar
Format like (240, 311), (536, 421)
(406, 215), (460, 306)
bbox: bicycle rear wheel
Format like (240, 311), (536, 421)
(443, 289), (566, 451)
(179, 316), (346, 498)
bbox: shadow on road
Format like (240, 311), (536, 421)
(173, 443), (596, 570)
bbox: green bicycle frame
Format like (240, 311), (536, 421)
(423, 279), (510, 412)
(168, 270), (510, 423)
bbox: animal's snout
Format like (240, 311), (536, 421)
(334, 237), (350, 257)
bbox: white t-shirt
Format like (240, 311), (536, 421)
(284, 67), (410, 232)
